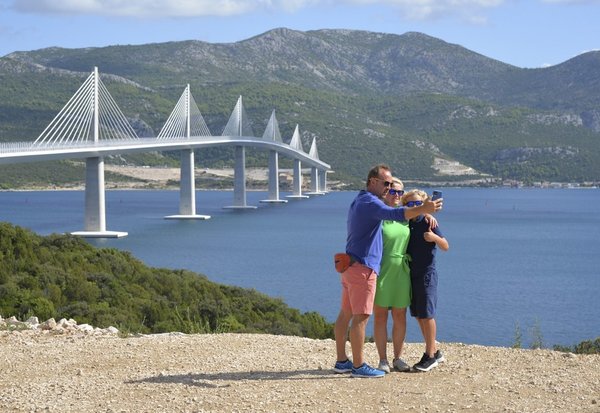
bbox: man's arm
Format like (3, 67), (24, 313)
(368, 195), (443, 222)
(404, 198), (443, 220)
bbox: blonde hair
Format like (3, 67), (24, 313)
(391, 177), (404, 189)
(401, 189), (427, 205)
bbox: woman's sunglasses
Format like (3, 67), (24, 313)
(388, 189), (404, 196)
(405, 200), (423, 207)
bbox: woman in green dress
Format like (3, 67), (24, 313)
(373, 177), (412, 373)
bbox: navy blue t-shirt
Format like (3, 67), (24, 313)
(406, 215), (444, 271)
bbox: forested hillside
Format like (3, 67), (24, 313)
(0, 223), (333, 338)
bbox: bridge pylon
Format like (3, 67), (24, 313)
(68, 67), (127, 238)
(223, 96), (257, 209)
(306, 137), (325, 195)
(161, 84), (211, 220)
(260, 110), (287, 204)
(286, 125), (309, 199)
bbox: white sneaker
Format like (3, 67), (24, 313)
(377, 359), (391, 374)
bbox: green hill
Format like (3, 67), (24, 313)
(1, 28), (599, 186)
(0, 222), (333, 338)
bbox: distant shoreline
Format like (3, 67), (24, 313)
(1, 165), (598, 191)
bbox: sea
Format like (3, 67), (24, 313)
(1, 188), (598, 348)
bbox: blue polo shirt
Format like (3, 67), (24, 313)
(346, 190), (408, 274)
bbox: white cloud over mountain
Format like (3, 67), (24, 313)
(8, 0), (505, 19)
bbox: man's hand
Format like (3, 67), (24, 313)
(422, 197), (443, 214)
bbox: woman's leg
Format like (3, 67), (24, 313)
(391, 307), (407, 359)
(373, 304), (389, 361)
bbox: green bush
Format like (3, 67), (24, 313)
(554, 338), (600, 355)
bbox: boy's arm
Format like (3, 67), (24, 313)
(423, 231), (449, 251)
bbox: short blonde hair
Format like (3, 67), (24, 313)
(401, 189), (427, 205)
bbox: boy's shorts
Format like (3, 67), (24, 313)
(410, 269), (438, 319)
(340, 263), (377, 315)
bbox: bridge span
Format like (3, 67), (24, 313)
(0, 68), (331, 238)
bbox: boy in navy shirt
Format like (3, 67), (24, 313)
(404, 189), (450, 372)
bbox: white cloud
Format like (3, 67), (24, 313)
(541, 0), (600, 4)
(10, 0), (263, 17)
(7, 0), (506, 18)
(346, 0), (504, 20)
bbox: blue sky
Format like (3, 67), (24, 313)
(0, 0), (599, 68)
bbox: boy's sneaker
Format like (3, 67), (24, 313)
(434, 350), (445, 363)
(351, 363), (385, 378)
(377, 360), (391, 374)
(392, 358), (411, 372)
(333, 359), (353, 374)
(413, 353), (439, 372)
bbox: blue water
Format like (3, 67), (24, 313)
(1, 188), (598, 348)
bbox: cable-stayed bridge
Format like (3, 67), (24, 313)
(0, 68), (331, 238)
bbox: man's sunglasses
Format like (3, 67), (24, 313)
(405, 200), (423, 207)
(373, 178), (393, 187)
(388, 189), (404, 196)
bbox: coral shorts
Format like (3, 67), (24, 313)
(340, 263), (377, 315)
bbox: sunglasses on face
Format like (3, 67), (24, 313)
(405, 200), (423, 207)
(373, 178), (392, 187)
(388, 189), (404, 196)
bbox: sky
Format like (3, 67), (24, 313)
(0, 0), (599, 68)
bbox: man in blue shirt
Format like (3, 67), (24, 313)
(333, 164), (443, 378)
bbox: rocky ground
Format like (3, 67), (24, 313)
(1, 317), (598, 413)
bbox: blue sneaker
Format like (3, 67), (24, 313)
(333, 359), (353, 374)
(351, 363), (385, 378)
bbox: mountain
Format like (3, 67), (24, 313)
(1, 28), (599, 186)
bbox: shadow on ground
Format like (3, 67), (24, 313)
(126, 369), (341, 388)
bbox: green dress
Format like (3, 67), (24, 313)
(374, 220), (411, 308)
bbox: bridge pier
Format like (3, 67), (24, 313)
(286, 159), (309, 199)
(224, 146), (257, 209)
(306, 166), (325, 196)
(71, 157), (127, 238)
(165, 149), (211, 220)
(260, 150), (287, 204)
(319, 169), (328, 193)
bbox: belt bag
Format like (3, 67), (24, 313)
(334, 253), (353, 273)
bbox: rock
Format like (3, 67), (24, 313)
(76, 324), (94, 333)
(40, 318), (57, 330)
(25, 317), (40, 326)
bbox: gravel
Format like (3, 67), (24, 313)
(1, 328), (598, 413)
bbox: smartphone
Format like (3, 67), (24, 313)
(431, 190), (443, 201)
